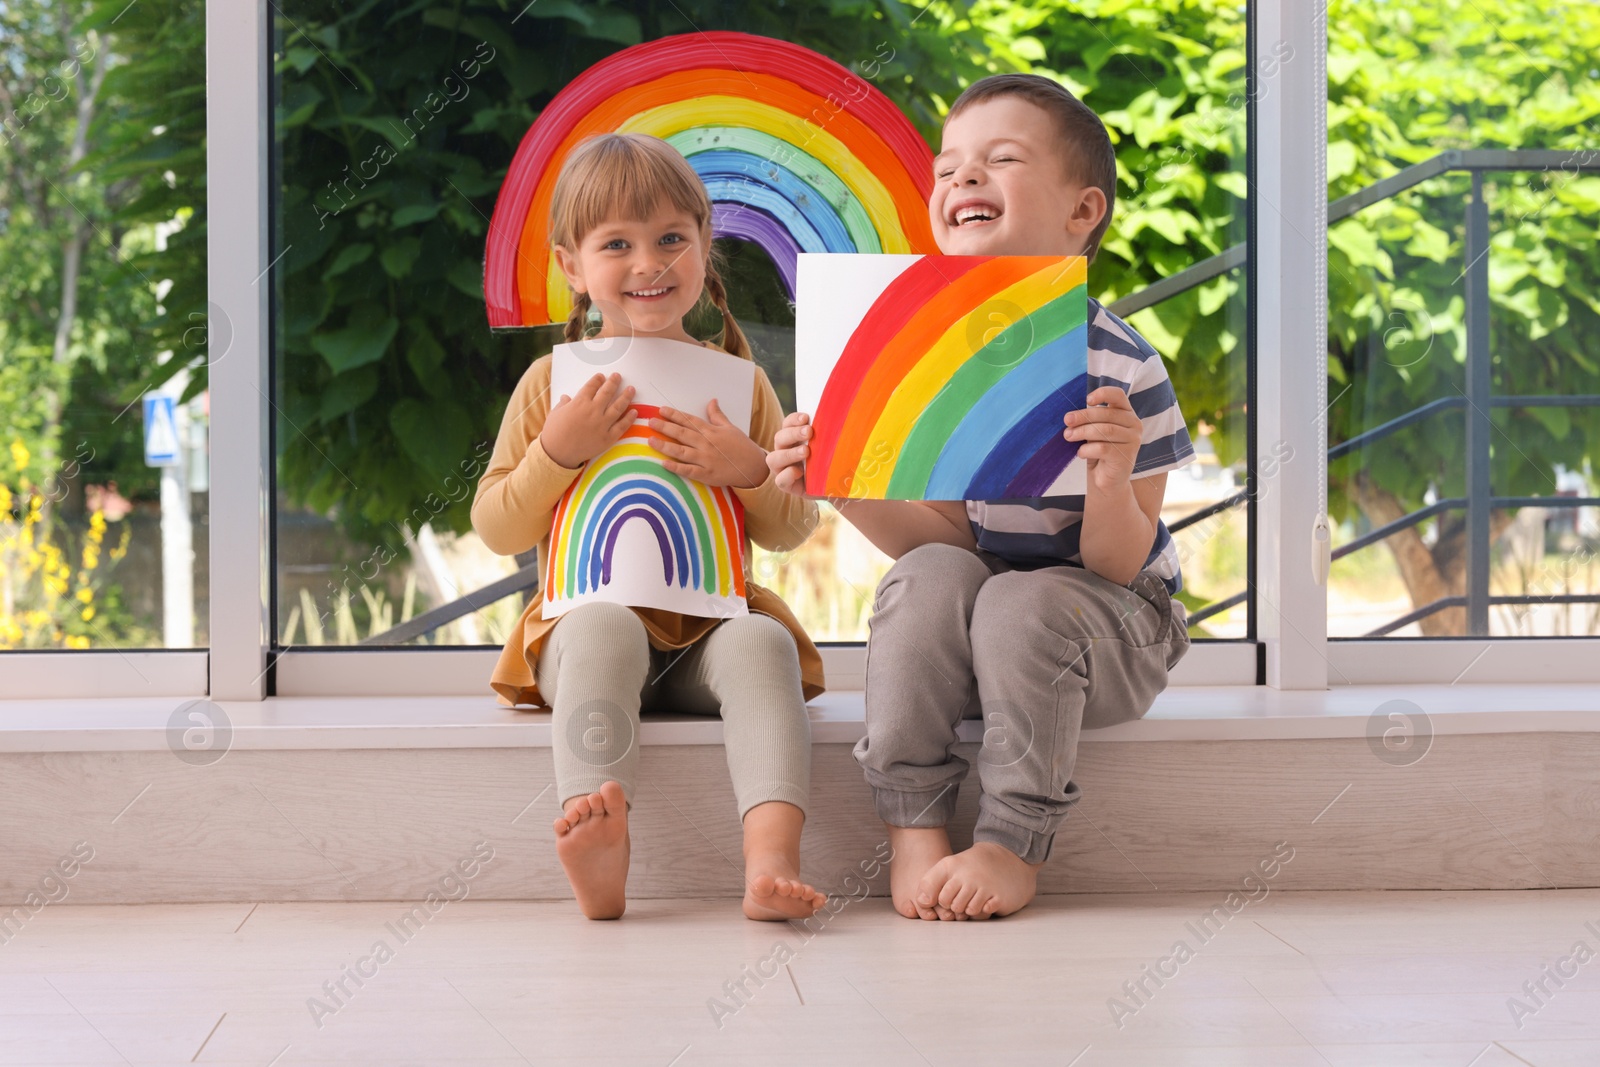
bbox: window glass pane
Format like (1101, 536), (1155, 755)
(1, 1), (208, 651)
(270, 1), (1248, 648)
(1327, 0), (1600, 638)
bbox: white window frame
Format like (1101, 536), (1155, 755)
(0, 1), (245, 700)
(20, 1), (1588, 701)
(206, 0), (272, 701)
(1, 652), (207, 700)
(232, 0), (1294, 697)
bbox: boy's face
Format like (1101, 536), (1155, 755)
(930, 95), (1106, 259)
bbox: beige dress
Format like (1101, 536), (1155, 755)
(471, 346), (825, 708)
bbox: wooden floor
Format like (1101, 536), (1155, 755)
(2, 889), (1598, 1065)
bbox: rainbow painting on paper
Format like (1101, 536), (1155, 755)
(483, 31), (937, 329)
(796, 254), (1090, 501)
(541, 339), (754, 620)
(543, 417), (749, 620)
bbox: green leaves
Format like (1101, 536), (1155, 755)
(390, 397), (473, 481)
(319, 366), (379, 423)
(391, 203), (441, 227)
(379, 238), (422, 279)
(236, 0), (1600, 569)
(508, 1), (641, 45)
(310, 302), (399, 374)
(323, 243), (373, 280)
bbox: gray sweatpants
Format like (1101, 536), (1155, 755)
(536, 602), (810, 819)
(853, 543), (1190, 864)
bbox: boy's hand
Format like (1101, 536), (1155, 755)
(540, 373), (636, 469)
(766, 411), (812, 496)
(1064, 387), (1143, 492)
(648, 399), (768, 489)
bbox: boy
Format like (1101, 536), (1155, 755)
(767, 74), (1194, 920)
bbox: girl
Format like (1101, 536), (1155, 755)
(472, 133), (827, 921)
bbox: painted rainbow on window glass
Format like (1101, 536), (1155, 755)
(545, 414), (747, 604)
(806, 256), (1090, 501)
(484, 31), (937, 328)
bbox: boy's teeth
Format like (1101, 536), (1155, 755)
(629, 287), (669, 296)
(955, 207), (996, 225)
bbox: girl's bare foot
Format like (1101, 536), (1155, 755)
(916, 841), (1040, 920)
(743, 854), (828, 921)
(887, 824), (953, 920)
(553, 781), (630, 919)
(741, 800), (826, 921)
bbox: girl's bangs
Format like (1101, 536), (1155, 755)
(563, 137), (709, 243)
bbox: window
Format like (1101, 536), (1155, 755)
(1326, 0), (1600, 644)
(1, 1), (208, 696)
(265, 0), (1253, 692)
(51, 0), (1573, 702)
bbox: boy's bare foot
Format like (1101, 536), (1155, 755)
(916, 841), (1040, 920)
(741, 801), (826, 921)
(743, 855), (828, 921)
(553, 781), (630, 920)
(887, 824), (953, 920)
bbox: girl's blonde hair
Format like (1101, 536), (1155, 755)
(548, 133), (753, 361)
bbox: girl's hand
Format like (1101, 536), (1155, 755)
(540, 373), (636, 469)
(766, 411), (812, 496)
(647, 399), (769, 489)
(1064, 386), (1143, 493)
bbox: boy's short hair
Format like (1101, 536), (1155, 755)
(946, 74), (1117, 262)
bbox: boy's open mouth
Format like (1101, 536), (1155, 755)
(949, 198), (1003, 227)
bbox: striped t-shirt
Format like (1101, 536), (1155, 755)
(966, 297), (1196, 595)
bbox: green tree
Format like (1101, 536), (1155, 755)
(260, 0), (1011, 551)
(96, 0), (1597, 636)
(2, 0), (203, 513)
(982, 0), (1599, 634)
(1323, 0), (1600, 634)
(0, 0), (115, 488)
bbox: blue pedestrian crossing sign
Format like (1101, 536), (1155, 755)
(143, 395), (180, 467)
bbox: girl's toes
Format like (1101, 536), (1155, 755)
(597, 781), (626, 811)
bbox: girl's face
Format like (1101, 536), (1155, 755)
(554, 203), (708, 345)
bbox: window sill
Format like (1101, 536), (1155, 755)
(1, 683), (1597, 753)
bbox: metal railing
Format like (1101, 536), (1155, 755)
(368, 148), (1600, 644)
(1150, 148), (1600, 634)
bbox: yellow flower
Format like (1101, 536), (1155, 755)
(76, 587), (94, 604)
(90, 511), (106, 534)
(65, 634), (91, 650)
(80, 606), (95, 621)
(0, 483), (11, 512)
(9, 440), (29, 472)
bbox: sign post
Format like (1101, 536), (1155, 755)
(144, 389), (194, 647)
